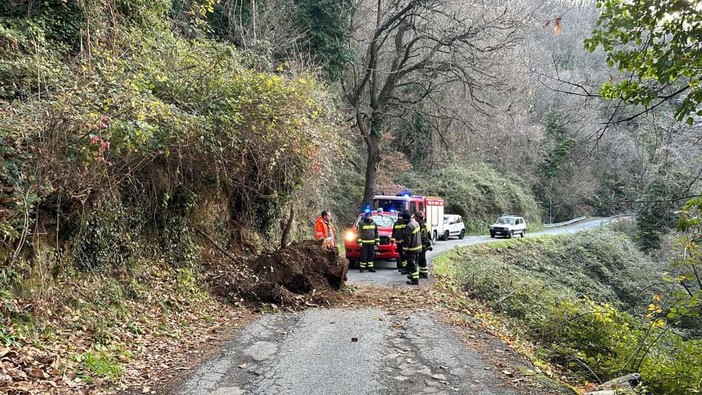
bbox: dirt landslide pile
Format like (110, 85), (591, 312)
(207, 240), (348, 308)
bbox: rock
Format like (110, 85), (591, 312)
(586, 373), (642, 395)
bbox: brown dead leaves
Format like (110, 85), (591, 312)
(0, 267), (257, 395)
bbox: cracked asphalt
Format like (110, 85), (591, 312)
(176, 219), (606, 394)
(178, 309), (521, 395)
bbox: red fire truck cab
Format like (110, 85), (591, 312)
(372, 193), (445, 243)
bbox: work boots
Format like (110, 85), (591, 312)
(368, 268), (376, 272)
(406, 279), (419, 285)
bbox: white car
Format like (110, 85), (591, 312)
(442, 214), (465, 240)
(489, 215), (526, 238)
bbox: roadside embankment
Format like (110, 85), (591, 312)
(432, 229), (702, 395)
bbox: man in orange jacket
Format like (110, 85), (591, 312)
(314, 210), (336, 249)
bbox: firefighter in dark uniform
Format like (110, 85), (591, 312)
(414, 211), (432, 278)
(401, 210), (422, 285)
(391, 213), (407, 274)
(357, 212), (379, 273)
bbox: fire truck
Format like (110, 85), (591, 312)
(372, 193), (445, 243)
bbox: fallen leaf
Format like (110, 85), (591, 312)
(28, 368), (46, 379)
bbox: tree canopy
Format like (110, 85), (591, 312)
(584, 0), (702, 125)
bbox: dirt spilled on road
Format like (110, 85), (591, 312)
(207, 240), (348, 308)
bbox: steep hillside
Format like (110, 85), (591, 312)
(433, 229), (702, 395)
(404, 163), (542, 233)
(0, 2), (348, 393)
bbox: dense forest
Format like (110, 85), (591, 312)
(2, 0), (700, 254)
(1, 0), (701, 393)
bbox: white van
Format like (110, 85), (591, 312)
(442, 214), (465, 240)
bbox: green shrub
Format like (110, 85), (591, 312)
(434, 229), (702, 394)
(74, 349), (123, 381)
(434, 230), (662, 312)
(412, 163), (541, 233)
(538, 299), (702, 395)
(0, 16), (344, 275)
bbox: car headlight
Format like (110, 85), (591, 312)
(345, 230), (356, 242)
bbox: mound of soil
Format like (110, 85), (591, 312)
(207, 240), (348, 307)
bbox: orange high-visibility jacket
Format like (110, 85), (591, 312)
(314, 216), (336, 243)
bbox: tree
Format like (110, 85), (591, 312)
(538, 111), (578, 223)
(206, 0), (353, 79)
(295, 0), (354, 81)
(343, 0), (519, 205)
(671, 197), (702, 333)
(635, 163), (688, 252)
(584, 0), (702, 125)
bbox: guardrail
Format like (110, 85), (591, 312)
(542, 216), (588, 228)
(599, 214), (635, 225)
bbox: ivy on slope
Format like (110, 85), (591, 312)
(412, 163), (541, 234)
(0, 3), (345, 392)
(0, 7), (342, 270)
(433, 230), (702, 394)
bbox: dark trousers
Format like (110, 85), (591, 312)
(360, 243), (375, 268)
(396, 245), (406, 268)
(405, 251), (419, 280)
(418, 250), (428, 276)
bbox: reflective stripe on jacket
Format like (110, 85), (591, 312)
(418, 219), (431, 249)
(402, 219), (422, 252)
(391, 222), (406, 244)
(358, 221), (379, 244)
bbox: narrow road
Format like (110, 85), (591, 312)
(346, 218), (606, 286)
(175, 219), (606, 394)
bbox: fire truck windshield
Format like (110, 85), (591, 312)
(356, 214), (395, 228)
(373, 199), (406, 212)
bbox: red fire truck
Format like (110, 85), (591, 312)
(372, 193), (445, 243)
(344, 193), (445, 267)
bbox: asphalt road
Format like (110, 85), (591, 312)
(176, 218), (606, 395)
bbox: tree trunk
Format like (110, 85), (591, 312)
(280, 202), (294, 249)
(362, 132), (381, 207)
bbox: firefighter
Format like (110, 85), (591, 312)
(391, 212), (407, 274)
(314, 210), (336, 250)
(401, 210), (422, 285)
(357, 212), (379, 273)
(414, 211), (432, 278)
